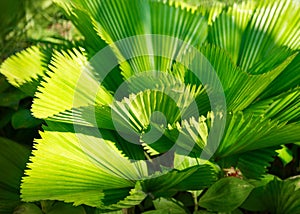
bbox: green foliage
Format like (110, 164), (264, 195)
(143, 198), (187, 213)
(198, 177), (254, 212)
(242, 175), (300, 214)
(11, 109), (42, 129)
(0, 137), (30, 213)
(0, 0), (77, 61)
(0, 0), (299, 213)
(13, 203), (43, 214)
(276, 145), (294, 167)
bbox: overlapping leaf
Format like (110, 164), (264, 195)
(84, 0), (208, 80)
(262, 52), (300, 98)
(199, 177), (254, 212)
(172, 111), (300, 160)
(242, 177), (300, 213)
(60, 6), (107, 56)
(175, 45), (296, 111)
(0, 46), (52, 96)
(246, 87), (300, 123)
(236, 147), (279, 179)
(6, 0), (299, 210)
(209, 0), (300, 71)
(31, 48), (113, 119)
(21, 121), (148, 207)
(215, 112), (300, 158)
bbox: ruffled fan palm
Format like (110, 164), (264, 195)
(1, 0), (300, 212)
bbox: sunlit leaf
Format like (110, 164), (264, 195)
(0, 46), (52, 96)
(276, 145), (293, 167)
(21, 121), (148, 208)
(31, 48), (113, 119)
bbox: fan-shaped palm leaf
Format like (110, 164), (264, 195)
(31, 48), (113, 119)
(0, 46), (52, 96)
(0, 0), (299, 211)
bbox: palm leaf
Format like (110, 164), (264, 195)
(236, 147), (279, 179)
(86, 0), (208, 79)
(177, 45), (296, 111)
(47, 105), (114, 129)
(215, 113), (300, 158)
(173, 164), (220, 191)
(261, 52), (300, 98)
(31, 48), (113, 119)
(110, 89), (185, 155)
(58, 5), (107, 56)
(174, 111), (300, 160)
(141, 163), (219, 197)
(208, 0), (256, 63)
(101, 182), (146, 210)
(55, 0), (208, 80)
(246, 87), (300, 123)
(166, 115), (211, 157)
(111, 89), (197, 133)
(252, 122), (300, 148)
(0, 46), (52, 96)
(21, 121), (148, 208)
(208, 0), (299, 71)
(142, 167), (199, 198)
(49, 1), (126, 93)
(111, 83), (205, 156)
(238, 0), (299, 71)
(243, 177), (300, 213)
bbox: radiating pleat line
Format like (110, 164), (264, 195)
(86, 0), (207, 80)
(0, 46), (51, 95)
(237, 148), (278, 178)
(32, 48), (113, 119)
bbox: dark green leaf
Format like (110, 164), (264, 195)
(242, 176), (300, 213)
(263, 178), (300, 214)
(13, 203), (43, 214)
(40, 200), (55, 213)
(47, 202), (86, 214)
(0, 75), (10, 93)
(236, 147), (278, 179)
(0, 90), (27, 109)
(240, 175), (276, 212)
(0, 108), (14, 128)
(199, 177), (254, 212)
(11, 109), (42, 129)
(262, 52), (300, 98)
(215, 112), (300, 158)
(0, 137), (30, 213)
(152, 198), (187, 214)
(246, 87), (300, 123)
